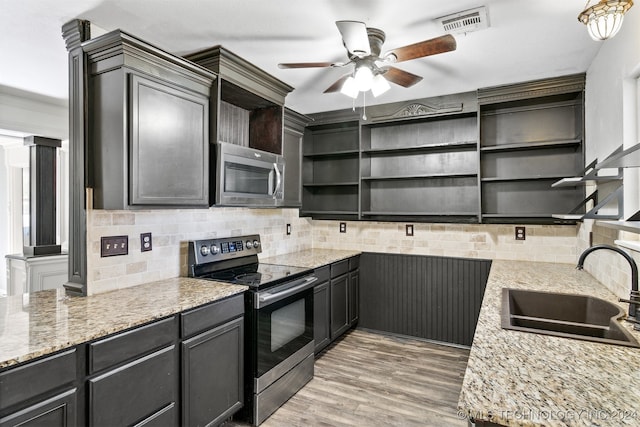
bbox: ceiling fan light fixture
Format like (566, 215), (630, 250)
(354, 66), (375, 91)
(340, 76), (359, 98)
(578, 0), (633, 40)
(371, 74), (391, 97)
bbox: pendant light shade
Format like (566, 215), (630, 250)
(578, 0), (634, 41)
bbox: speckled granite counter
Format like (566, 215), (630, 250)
(458, 260), (640, 427)
(0, 277), (246, 369)
(261, 248), (361, 269)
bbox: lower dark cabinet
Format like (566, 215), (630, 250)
(0, 388), (77, 427)
(313, 278), (331, 354)
(314, 256), (360, 355)
(330, 274), (350, 339)
(88, 345), (178, 426)
(349, 270), (359, 325)
(182, 316), (244, 427)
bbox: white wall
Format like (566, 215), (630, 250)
(580, 9), (640, 299)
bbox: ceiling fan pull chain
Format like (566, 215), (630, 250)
(362, 92), (367, 120)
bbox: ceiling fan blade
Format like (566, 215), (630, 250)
(324, 74), (351, 93)
(336, 20), (371, 57)
(385, 34), (456, 63)
(278, 62), (336, 69)
(381, 67), (423, 88)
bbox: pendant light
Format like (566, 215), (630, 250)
(578, 0), (634, 41)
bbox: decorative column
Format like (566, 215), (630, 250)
(23, 135), (62, 255)
(61, 19), (90, 296)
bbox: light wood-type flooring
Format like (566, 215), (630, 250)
(227, 329), (470, 427)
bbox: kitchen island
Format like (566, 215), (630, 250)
(458, 260), (640, 427)
(0, 277), (247, 369)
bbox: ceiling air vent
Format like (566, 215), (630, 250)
(437, 6), (489, 35)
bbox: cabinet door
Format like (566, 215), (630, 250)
(313, 280), (331, 354)
(349, 270), (359, 326)
(130, 73), (209, 206)
(282, 126), (303, 207)
(330, 274), (350, 339)
(182, 316), (244, 427)
(0, 388), (77, 427)
(88, 345), (178, 426)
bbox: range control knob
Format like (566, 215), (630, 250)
(253, 240), (260, 248)
(210, 244), (219, 255)
(200, 245), (210, 256)
(246, 240), (254, 249)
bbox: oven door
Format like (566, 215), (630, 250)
(252, 276), (316, 380)
(215, 142), (284, 207)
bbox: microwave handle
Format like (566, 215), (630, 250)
(272, 163), (282, 197)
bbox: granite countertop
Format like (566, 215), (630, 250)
(261, 248), (361, 269)
(458, 260), (640, 427)
(0, 277), (247, 369)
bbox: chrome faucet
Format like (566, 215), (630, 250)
(577, 244), (639, 319)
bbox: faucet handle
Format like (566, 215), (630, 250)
(619, 298), (640, 304)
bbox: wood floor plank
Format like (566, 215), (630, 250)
(226, 329), (470, 427)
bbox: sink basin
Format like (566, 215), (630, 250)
(501, 288), (640, 348)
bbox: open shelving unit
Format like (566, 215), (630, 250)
(478, 79), (586, 224)
(301, 121), (360, 219)
(359, 112), (480, 223)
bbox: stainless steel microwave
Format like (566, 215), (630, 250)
(214, 141), (285, 207)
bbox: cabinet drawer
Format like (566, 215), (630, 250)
(0, 388), (77, 427)
(88, 345), (177, 426)
(331, 260), (349, 278)
(89, 316), (176, 374)
(349, 256), (360, 271)
(314, 265), (330, 283)
(181, 294), (244, 339)
(0, 348), (77, 411)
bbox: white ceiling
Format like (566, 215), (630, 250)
(1, 0), (602, 115)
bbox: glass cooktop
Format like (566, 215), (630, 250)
(200, 262), (312, 289)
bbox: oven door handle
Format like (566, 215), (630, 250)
(256, 276), (318, 308)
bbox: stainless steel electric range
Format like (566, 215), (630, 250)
(187, 234), (316, 426)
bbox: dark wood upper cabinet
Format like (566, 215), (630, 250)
(83, 30), (216, 209)
(184, 46), (293, 155)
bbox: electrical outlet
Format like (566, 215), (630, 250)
(515, 226), (526, 241)
(140, 232), (152, 252)
(286, 224), (291, 235)
(339, 222), (347, 233)
(406, 224), (414, 236)
(101, 235), (128, 257)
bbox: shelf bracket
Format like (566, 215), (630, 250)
(583, 184), (624, 220)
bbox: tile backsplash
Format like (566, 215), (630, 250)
(86, 208), (312, 295)
(311, 221), (579, 263)
(86, 208), (584, 294)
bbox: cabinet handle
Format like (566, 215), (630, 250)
(272, 163), (282, 198)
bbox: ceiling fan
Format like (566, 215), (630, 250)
(278, 20), (457, 98)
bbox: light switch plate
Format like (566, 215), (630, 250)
(101, 235), (128, 257)
(515, 226), (526, 241)
(286, 224), (291, 235)
(339, 222), (347, 233)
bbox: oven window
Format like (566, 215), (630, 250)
(270, 298), (305, 352)
(224, 162), (270, 194)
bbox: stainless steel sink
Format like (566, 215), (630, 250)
(501, 288), (640, 348)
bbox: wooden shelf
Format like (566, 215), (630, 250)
(303, 149), (359, 158)
(482, 213), (558, 218)
(598, 221), (640, 233)
(480, 139), (581, 153)
(363, 172), (477, 181)
(362, 211), (478, 216)
(595, 143), (640, 169)
(300, 210), (358, 215)
(303, 182), (359, 187)
(362, 140), (476, 155)
(481, 175), (566, 182)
